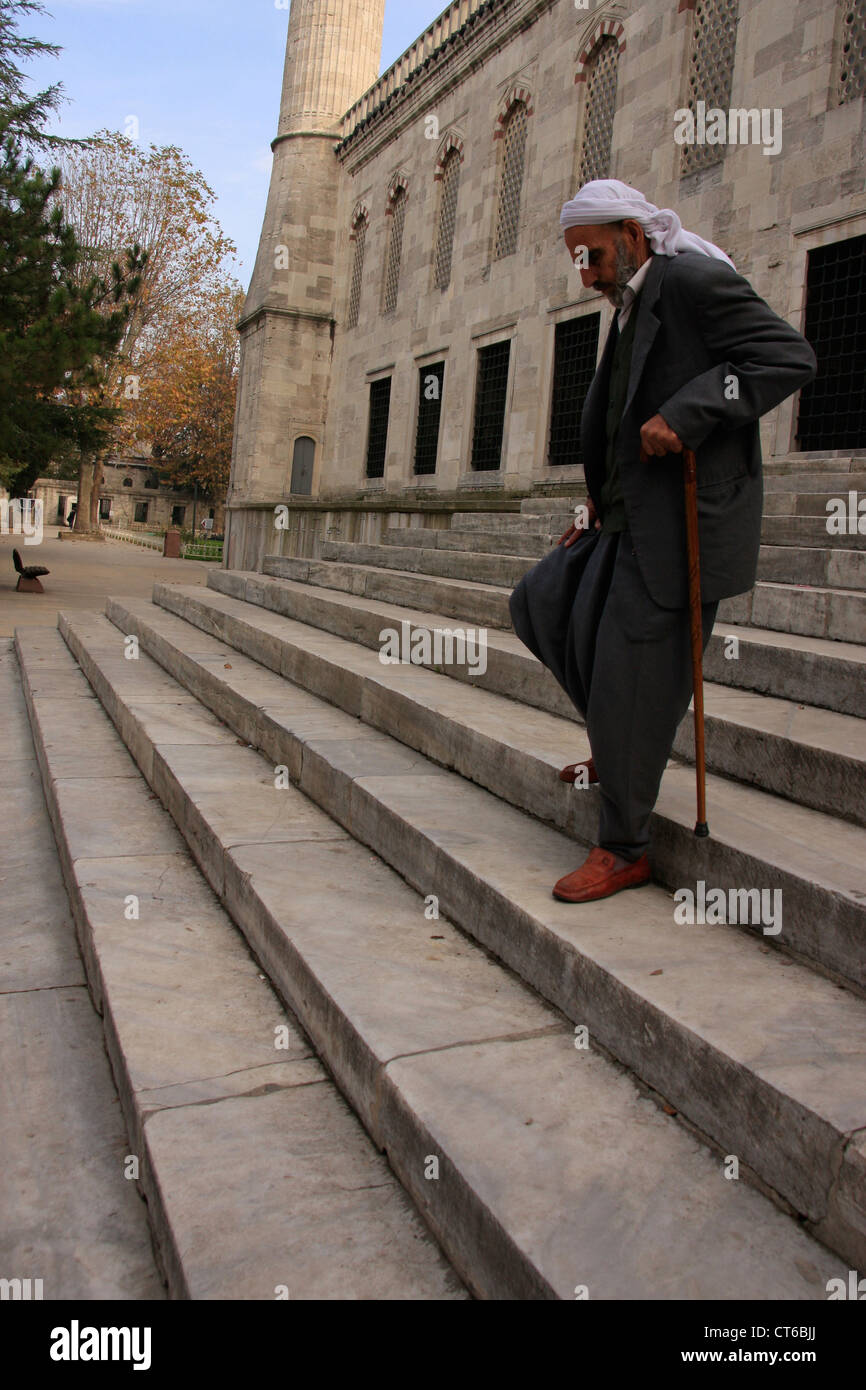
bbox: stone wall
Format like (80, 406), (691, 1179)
(227, 0), (865, 570)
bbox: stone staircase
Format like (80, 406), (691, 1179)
(13, 461), (866, 1299)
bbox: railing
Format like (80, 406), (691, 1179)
(182, 540), (223, 562)
(102, 526), (223, 562)
(340, 0), (488, 142)
(102, 527), (164, 551)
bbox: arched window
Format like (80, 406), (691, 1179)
(681, 0), (740, 176)
(434, 149), (461, 289)
(123, 477), (133, 487)
(494, 100), (528, 261)
(577, 37), (620, 186)
(382, 187), (407, 313)
(838, 1), (866, 104)
(347, 215), (367, 329)
(290, 436), (315, 495)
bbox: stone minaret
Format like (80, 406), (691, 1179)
(229, 0), (385, 507)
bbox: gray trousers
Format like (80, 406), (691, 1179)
(509, 528), (718, 861)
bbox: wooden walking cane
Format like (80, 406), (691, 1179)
(683, 447), (709, 837)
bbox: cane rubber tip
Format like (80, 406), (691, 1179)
(694, 821), (710, 838)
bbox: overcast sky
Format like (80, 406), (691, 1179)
(27, 0), (450, 281)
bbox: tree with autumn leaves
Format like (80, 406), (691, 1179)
(132, 279), (245, 508)
(52, 131), (243, 532)
(1, 5), (243, 516)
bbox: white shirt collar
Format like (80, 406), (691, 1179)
(617, 256), (653, 329)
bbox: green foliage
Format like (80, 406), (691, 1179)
(0, 0), (79, 151)
(0, 136), (146, 494)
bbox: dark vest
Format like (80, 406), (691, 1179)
(600, 306), (638, 533)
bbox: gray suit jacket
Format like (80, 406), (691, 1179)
(580, 251), (817, 608)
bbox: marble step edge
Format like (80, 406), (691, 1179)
(238, 565), (866, 720)
(12, 625), (464, 1303)
(199, 569), (866, 851)
(60, 605), (866, 1285)
(266, 553), (866, 647)
(162, 577), (866, 991)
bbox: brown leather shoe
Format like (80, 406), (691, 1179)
(553, 847), (651, 903)
(559, 756), (599, 785)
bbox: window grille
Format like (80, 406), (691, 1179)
(365, 378), (392, 478)
(493, 103), (527, 261)
(470, 341), (511, 471)
(797, 234), (866, 451)
(383, 190), (407, 313)
(134, 501), (149, 523)
(681, 0), (740, 176)
(414, 362), (445, 475)
(838, 2), (866, 104)
(290, 436), (315, 494)
(434, 151), (461, 289)
(548, 315), (601, 467)
(347, 219), (367, 329)
(577, 39), (619, 186)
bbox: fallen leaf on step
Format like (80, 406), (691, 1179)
(663, 1104), (677, 1116)
(224, 663), (232, 669)
(650, 969), (663, 976)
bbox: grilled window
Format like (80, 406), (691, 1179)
(434, 151), (461, 289)
(681, 0), (740, 176)
(347, 218), (367, 329)
(290, 436), (315, 495)
(577, 39), (620, 187)
(548, 315), (601, 467)
(414, 362), (445, 475)
(382, 189), (407, 314)
(493, 102), (528, 261)
(797, 234), (866, 451)
(838, 2), (866, 104)
(470, 341), (511, 471)
(365, 378), (392, 479)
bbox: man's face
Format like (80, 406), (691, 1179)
(563, 222), (646, 308)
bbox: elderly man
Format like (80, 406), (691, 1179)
(509, 180), (817, 903)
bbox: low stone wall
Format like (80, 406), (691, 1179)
(223, 488), (554, 573)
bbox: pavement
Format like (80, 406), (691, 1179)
(1, 635), (165, 1299)
(0, 533), (209, 1298)
(0, 533), (211, 638)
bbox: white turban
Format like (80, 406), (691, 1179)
(560, 178), (735, 268)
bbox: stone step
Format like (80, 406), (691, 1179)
(199, 576), (866, 831)
(322, 539), (535, 588)
(232, 566), (866, 722)
(705, 623), (866, 718)
(265, 553), (514, 628)
(763, 475), (866, 497)
(720, 580), (866, 644)
(757, 546), (866, 592)
(0, 639), (164, 1301)
(150, 577), (865, 990)
(67, 599), (866, 1273)
(267, 552), (866, 646)
(214, 573), (866, 818)
(14, 624), (464, 1302)
(762, 516), (866, 549)
(763, 494), (866, 517)
(385, 526), (552, 558)
(520, 494), (585, 514)
(764, 456), (866, 474)
(389, 526), (866, 593)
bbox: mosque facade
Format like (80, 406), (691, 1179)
(224, 0), (866, 571)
